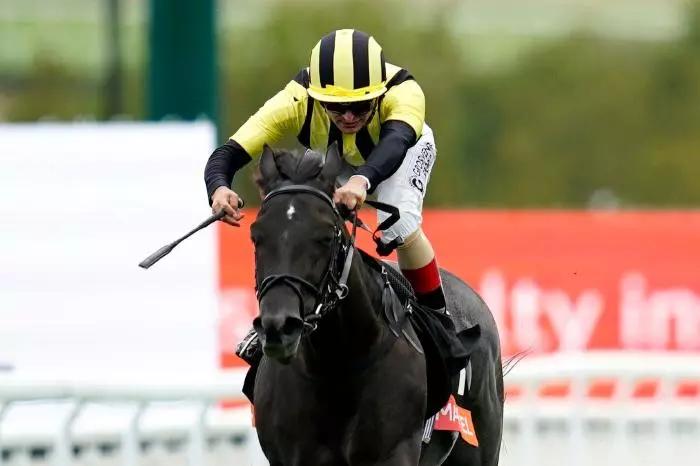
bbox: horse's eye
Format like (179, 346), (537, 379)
(314, 235), (333, 246)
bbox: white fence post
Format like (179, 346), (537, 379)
(654, 377), (674, 466)
(121, 402), (146, 466)
(52, 401), (82, 466)
(188, 401), (211, 466)
(569, 374), (585, 466)
(0, 402), (9, 466)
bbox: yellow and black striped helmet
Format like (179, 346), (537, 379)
(308, 29), (387, 103)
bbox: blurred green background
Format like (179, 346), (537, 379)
(2, 0), (699, 207)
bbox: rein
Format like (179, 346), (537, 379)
(255, 184), (399, 334)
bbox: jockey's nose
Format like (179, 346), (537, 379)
(341, 111), (358, 122)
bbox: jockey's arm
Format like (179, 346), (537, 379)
(333, 120), (417, 210)
(204, 80), (306, 206)
(355, 79), (426, 191)
(204, 140), (251, 204)
(355, 121), (416, 192)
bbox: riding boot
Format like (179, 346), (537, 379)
(396, 229), (448, 315)
(409, 277), (447, 315)
(235, 327), (263, 366)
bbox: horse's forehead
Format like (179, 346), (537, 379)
(285, 201), (296, 220)
(257, 194), (327, 229)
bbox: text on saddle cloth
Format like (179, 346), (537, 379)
(433, 395), (479, 447)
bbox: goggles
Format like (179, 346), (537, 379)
(322, 99), (375, 116)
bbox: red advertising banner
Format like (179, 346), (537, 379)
(218, 210), (700, 368)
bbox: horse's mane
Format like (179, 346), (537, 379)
(255, 147), (339, 196)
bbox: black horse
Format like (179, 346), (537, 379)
(249, 144), (504, 465)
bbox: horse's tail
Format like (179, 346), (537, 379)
(502, 350), (529, 378)
(501, 350), (531, 405)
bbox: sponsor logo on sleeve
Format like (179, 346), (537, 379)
(408, 141), (435, 194)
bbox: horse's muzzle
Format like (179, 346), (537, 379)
(253, 314), (304, 363)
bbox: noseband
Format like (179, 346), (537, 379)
(255, 185), (356, 334)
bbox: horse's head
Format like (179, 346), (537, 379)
(251, 143), (347, 363)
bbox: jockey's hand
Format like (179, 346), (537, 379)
(333, 175), (368, 211)
(211, 186), (245, 227)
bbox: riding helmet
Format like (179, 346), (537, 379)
(308, 29), (387, 103)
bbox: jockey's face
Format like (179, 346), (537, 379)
(323, 99), (376, 134)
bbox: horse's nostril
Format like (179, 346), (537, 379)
(259, 314), (302, 338)
(282, 317), (303, 336)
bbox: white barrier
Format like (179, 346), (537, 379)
(0, 370), (267, 466)
(0, 122), (220, 377)
(501, 351), (700, 466)
(2, 353), (699, 466)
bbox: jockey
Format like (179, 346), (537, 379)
(205, 29), (448, 365)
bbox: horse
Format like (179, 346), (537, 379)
(248, 143), (504, 465)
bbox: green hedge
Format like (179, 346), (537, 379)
(4, 0), (700, 207)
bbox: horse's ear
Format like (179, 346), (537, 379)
(320, 141), (342, 184)
(259, 144), (279, 183)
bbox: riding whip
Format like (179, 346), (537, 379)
(138, 198), (244, 269)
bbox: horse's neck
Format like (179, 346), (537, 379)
(300, 252), (385, 370)
(341, 254), (385, 347)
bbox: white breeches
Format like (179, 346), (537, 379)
(373, 123), (436, 244)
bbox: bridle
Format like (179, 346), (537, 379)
(254, 185), (357, 334)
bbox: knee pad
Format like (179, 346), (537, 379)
(381, 209), (422, 244)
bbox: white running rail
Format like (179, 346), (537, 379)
(501, 351), (700, 466)
(0, 370), (267, 466)
(2, 353), (699, 466)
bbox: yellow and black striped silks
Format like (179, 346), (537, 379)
(308, 29), (387, 103)
(229, 63), (421, 164)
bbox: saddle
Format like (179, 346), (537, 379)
(358, 251), (481, 420)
